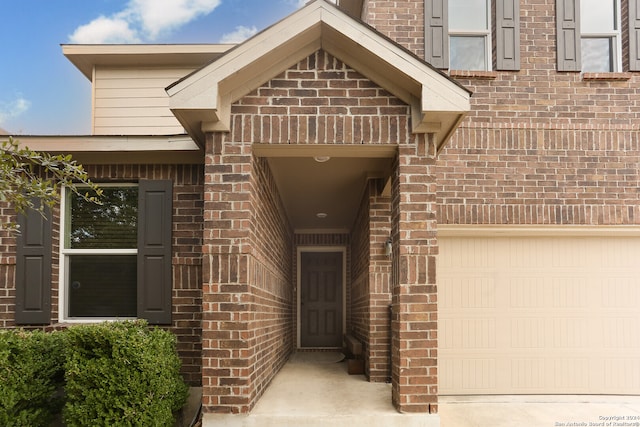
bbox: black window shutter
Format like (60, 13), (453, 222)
(15, 204), (52, 325)
(630, 0), (640, 71)
(425, 0), (449, 68)
(137, 180), (173, 325)
(496, 0), (521, 70)
(556, 0), (581, 71)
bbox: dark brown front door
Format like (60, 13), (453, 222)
(300, 251), (343, 348)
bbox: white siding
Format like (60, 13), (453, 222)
(93, 67), (196, 135)
(438, 234), (640, 395)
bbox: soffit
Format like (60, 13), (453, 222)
(167, 0), (471, 151)
(13, 135), (203, 164)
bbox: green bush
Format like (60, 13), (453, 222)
(63, 320), (188, 427)
(0, 329), (66, 427)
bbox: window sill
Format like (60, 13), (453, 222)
(449, 70), (498, 80)
(582, 72), (632, 81)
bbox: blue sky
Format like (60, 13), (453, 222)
(0, 0), (308, 135)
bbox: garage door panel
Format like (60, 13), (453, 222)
(441, 318), (497, 349)
(602, 278), (640, 308)
(510, 358), (591, 392)
(603, 359), (640, 392)
(439, 235), (640, 395)
(441, 358), (498, 393)
(602, 317), (640, 348)
(441, 277), (496, 309)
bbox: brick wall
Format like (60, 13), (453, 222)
(436, 0), (640, 225)
(350, 185), (371, 365)
(368, 184), (392, 382)
(201, 138), (294, 413)
(0, 164), (204, 385)
(438, 126), (640, 225)
(362, 0), (425, 58)
(351, 180), (392, 382)
(247, 156), (294, 405)
(0, 201), (15, 328)
(231, 50), (411, 145)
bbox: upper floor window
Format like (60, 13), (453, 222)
(557, 0), (640, 72)
(449, 0), (491, 71)
(581, 0), (621, 72)
(426, 0), (520, 71)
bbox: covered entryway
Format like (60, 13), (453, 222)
(167, 0), (471, 417)
(299, 251), (344, 348)
(438, 227), (640, 395)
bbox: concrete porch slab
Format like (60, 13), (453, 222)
(203, 352), (440, 427)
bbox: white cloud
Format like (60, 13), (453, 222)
(69, 16), (140, 44)
(129, 0), (222, 40)
(0, 97), (31, 126)
(220, 25), (258, 43)
(68, 0), (221, 44)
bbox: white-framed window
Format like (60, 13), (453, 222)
(449, 0), (492, 71)
(60, 184), (139, 320)
(426, 0), (520, 71)
(580, 0), (621, 72)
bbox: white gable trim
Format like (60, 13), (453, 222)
(167, 0), (471, 150)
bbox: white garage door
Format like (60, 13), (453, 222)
(438, 230), (640, 395)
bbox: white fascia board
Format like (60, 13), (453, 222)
(169, 84), (219, 110)
(421, 82), (471, 113)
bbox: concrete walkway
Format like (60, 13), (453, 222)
(203, 352), (439, 427)
(440, 395), (640, 427)
(203, 352), (640, 427)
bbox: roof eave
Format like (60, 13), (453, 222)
(167, 0), (471, 150)
(62, 44), (233, 81)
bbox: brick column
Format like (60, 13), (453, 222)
(201, 133), (254, 414)
(390, 136), (439, 413)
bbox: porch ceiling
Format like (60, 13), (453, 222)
(256, 145), (395, 232)
(269, 157), (392, 231)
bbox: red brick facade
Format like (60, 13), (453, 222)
(363, 0), (426, 58)
(362, 0), (640, 227)
(3, 0), (640, 420)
